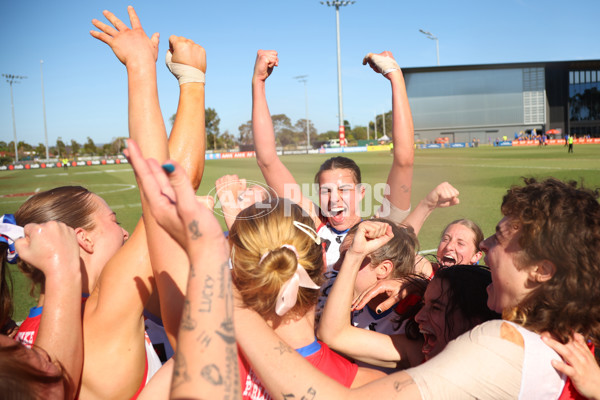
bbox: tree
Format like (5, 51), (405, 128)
(56, 138), (66, 158)
(352, 126), (368, 141)
(35, 143), (46, 158)
(110, 137), (127, 154)
(205, 107), (221, 150)
(70, 139), (81, 156)
(83, 137), (97, 155)
(238, 120), (253, 145)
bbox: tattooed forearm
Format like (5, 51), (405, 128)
(198, 275), (215, 312)
(171, 354), (191, 390)
(200, 364), (223, 386)
(301, 387), (316, 400)
(181, 300), (197, 331)
(274, 341), (293, 355)
(223, 345), (239, 400)
(188, 219), (202, 240)
(196, 330), (212, 348)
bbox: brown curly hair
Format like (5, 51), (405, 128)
(229, 198), (324, 321)
(501, 178), (600, 345)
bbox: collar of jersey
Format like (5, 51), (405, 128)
(295, 338), (321, 357)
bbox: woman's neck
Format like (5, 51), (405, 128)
(270, 308), (317, 350)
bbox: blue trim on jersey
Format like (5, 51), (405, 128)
(28, 305), (43, 318)
(327, 224), (351, 235)
(366, 302), (399, 320)
(295, 338), (321, 357)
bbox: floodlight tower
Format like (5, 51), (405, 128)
(419, 29), (440, 66)
(320, 0), (355, 146)
(2, 73), (27, 162)
(293, 75), (311, 152)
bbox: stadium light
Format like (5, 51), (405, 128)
(293, 75), (311, 152)
(419, 29), (440, 66)
(320, 0), (356, 146)
(2, 73), (27, 162)
(40, 60), (50, 161)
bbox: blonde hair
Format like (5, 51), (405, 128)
(229, 198), (324, 320)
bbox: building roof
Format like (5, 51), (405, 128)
(403, 59), (600, 74)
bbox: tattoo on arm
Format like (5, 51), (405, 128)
(199, 275), (215, 312)
(274, 341), (293, 355)
(188, 219), (202, 240)
(181, 300), (197, 331)
(301, 387), (316, 400)
(200, 364), (223, 386)
(171, 354), (191, 390)
(393, 377), (414, 392)
(196, 330), (212, 348)
(399, 184), (410, 193)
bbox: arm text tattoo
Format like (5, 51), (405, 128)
(180, 300), (197, 331)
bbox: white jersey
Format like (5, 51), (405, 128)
(317, 222), (350, 272)
(351, 304), (407, 335)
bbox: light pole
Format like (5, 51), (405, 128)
(419, 29), (440, 66)
(2, 73), (27, 162)
(40, 60), (50, 160)
(293, 75), (311, 152)
(321, 0), (355, 146)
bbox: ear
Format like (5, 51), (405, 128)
(374, 260), (394, 280)
(470, 251), (483, 264)
(357, 184), (366, 201)
(530, 260), (556, 283)
(75, 227), (94, 254)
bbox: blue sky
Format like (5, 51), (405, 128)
(1, 0), (598, 147)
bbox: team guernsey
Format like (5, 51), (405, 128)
(317, 222), (350, 272)
(15, 297), (162, 398)
(239, 339), (358, 400)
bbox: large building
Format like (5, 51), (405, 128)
(403, 60), (600, 144)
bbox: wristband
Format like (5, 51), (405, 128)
(367, 53), (400, 76)
(165, 50), (205, 85)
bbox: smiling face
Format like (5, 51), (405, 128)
(414, 278), (472, 360)
(480, 217), (535, 314)
(318, 168), (364, 231)
(437, 223), (482, 267)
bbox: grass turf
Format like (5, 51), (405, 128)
(2, 144), (599, 321)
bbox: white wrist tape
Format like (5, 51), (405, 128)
(165, 50), (205, 85)
(368, 53), (400, 76)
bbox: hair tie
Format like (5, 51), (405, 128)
(292, 221), (321, 245)
(0, 214), (25, 264)
(258, 244), (321, 316)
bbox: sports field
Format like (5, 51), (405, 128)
(2, 144), (600, 320)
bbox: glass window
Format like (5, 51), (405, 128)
(586, 71), (591, 83)
(592, 70), (597, 83)
(574, 71), (579, 84)
(569, 71), (574, 84)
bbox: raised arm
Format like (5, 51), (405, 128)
(401, 182), (459, 235)
(364, 52), (414, 223)
(125, 139), (239, 400)
(16, 222), (83, 399)
(318, 221), (420, 369)
(252, 50), (319, 224)
(86, 7), (168, 398)
(145, 35), (208, 349)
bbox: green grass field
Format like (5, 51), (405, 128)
(2, 144), (599, 321)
